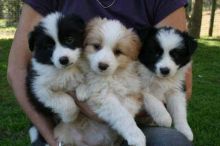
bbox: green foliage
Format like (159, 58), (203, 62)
(0, 38), (219, 145)
(0, 0), (22, 26)
(203, 0), (220, 10)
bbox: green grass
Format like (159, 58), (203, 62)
(188, 38), (220, 146)
(0, 38), (220, 146)
(0, 39), (29, 146)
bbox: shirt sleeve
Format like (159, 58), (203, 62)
(145, 0), (188, 25)
(23, 0), (59, 16)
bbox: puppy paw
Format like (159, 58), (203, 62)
(154, 112), (172, 127)
(61, 108), (79, 123)
(175, 123), (193, 141)
(62, 114), (77, 123)
(126, 128), (146, 146)
(54, 122), (83, 145)
(76, 85), (89, 101)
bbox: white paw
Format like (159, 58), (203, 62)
(61, 108), (79, 123)
(127, 128), (146, 146)
(154, 112), (172, 127)
(62, 114), (76, 123)
(76, 86), (89, 101)
(175, 123), (193, 141)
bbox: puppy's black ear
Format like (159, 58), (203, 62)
(28, 24), (44, 51)
(67, 14), (86, 31)
(136, 27), (157, 42)
(183, 32), (198, 54)
(28, 30), (36, 52)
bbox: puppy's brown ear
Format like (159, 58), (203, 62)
(86, 17), (106, 33)
(84, 17), (106, 46)
(125, 29), (142, 60)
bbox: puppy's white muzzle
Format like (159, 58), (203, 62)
(52, 46), (81, 69)
(87, 47), (118, 75)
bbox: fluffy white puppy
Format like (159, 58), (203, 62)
(55, 18), (146, 146)
(137, 27), (197, 141)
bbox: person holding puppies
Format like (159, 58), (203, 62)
(7, 0), (192, 146)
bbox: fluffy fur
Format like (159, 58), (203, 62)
(26, 12), (85, 144)
(54, 18), (146, 146)
(137, 27), (197, 141)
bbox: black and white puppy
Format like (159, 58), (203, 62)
(138, 27), (197, 141)
(26, 12), (85, 145)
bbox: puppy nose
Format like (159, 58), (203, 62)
(59, 56), (69, 65)
(160, 67), (170, 75)
(98, 62), (109, 71)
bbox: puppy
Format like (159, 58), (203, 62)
(55, 18), (146, 146)
(26, 12), (85, 144)
(137, 27), (197, 141)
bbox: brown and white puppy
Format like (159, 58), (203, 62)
(55, 18), (146, 146)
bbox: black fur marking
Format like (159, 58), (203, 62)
(29, 124), (47, 146)
(26, 63), (60, 123)
(28, 24), (55, 65)
(169, 47), (191, 68)
(58, 14), (85, 49)
(137, 27), (163, 73)
(31, 137), (47, 146)
(182, 32), (198, 55)
(181, 80), (186, 92)
(169, 30), (198, 68)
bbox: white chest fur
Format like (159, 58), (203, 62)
(138, 63), (185, 102)
(77, 61), (142, 114)
(30, 59), (83, 123)
(32, 59), (83, 93)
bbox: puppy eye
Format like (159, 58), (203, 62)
(154, 48), (162, 58)
(93, 43), (101, 51)
(114, 49), (122, 56)
(155, 52), (160, 58)
(171, 52), (179, 58)
(65, 36), (75, 44)
(170, 48), (183, 58)
(45, 43), (54, 49)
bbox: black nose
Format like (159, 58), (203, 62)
(98, 62), (109, 71)
(59, 56), (69, 65)
(160, 67), (170, 75)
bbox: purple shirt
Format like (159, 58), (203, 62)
(24, 0), (187, 28)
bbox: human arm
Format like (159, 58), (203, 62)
(7, 4), (58, 146)
(155, 7), (192, 99)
